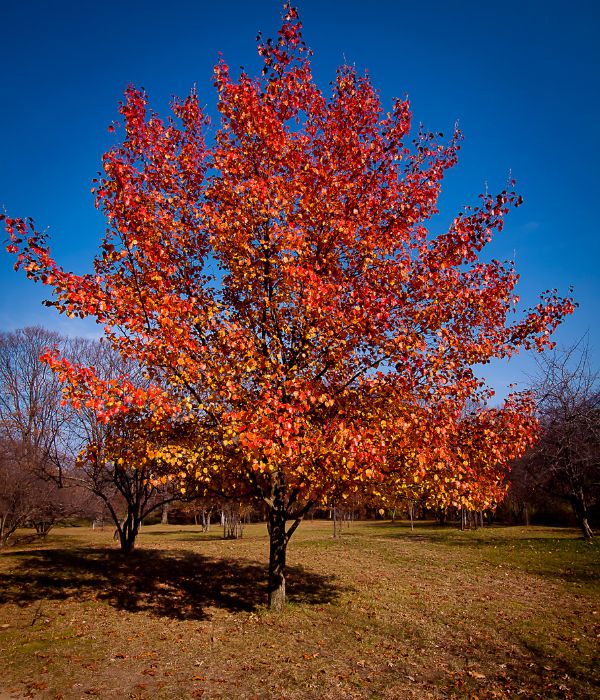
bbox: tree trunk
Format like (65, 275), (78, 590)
(33, 520), (54, 537)
(161, 502), (169, 525)
(118, 511), (141, 553)
(571, 491), (594, 539)
(579, 517), (594, 539)
(119, 525), (138, 553)
(264, 475), (313, 611)
(267, 503), (287, 611)
(332, 503), (343, 538)
(205, 509), (211, 532)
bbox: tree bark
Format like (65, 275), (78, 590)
(579, 517), (594, 539)
(118, 510), (141, 553)
(264, 473), (314, 611)
(267, 503), (287, 611)
(571, 491), (594, 539)
(332, 505), (340, 538)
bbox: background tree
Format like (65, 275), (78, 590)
(517, 344), (599, 538)
(0, 327), (83, 544)
(177, 496), (216, 530)
(502, 448), (546, 525)
(0, 434), (89, 547)
(0, 327), (71, 482)
(4, 5), (574, 607)
(0, 438), (41, 546)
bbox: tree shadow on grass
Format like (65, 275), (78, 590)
(0, 547), (344, 621)
(141, 530), (226, 542)
(516, 637), (600, 694)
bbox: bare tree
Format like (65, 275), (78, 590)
(0, 439), (39, 545)
(0, 328), (81, 544)
(0, 327), (70, 479)
(526, 343), (600, 538)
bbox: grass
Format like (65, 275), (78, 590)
(0, 520), (598, 699)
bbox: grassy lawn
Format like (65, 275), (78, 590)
(0, 520), (598, 699)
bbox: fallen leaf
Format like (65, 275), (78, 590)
(468, 671), (486, 680)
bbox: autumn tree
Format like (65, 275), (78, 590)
(75, 411), (199, 552)
(178, 496), (216, 530)
(60, 338), (203, 553)
(4, 5), (574, 608)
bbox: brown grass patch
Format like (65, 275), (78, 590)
(0, 521), (598, 699)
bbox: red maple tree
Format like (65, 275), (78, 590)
(4, 5), (574, 608)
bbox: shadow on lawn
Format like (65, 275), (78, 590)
(141, 530), (226, 542)
(0, 547), (343, 620)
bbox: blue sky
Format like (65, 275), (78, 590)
(1, 0), (598, 399)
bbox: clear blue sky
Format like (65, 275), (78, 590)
(1, 0), (598, 399)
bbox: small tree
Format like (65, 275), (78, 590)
(4, 5), (573, 606)
(75, 421), (191, 552)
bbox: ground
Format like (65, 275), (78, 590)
(0, 520), (598, 699)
